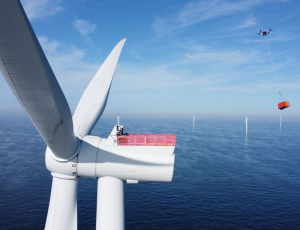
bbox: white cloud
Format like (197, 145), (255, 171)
(107, 58), (300, 119)
(21, 0), (63, 20)
(153, 0), (262, 36)
(178, 0), (261, 27)
(0, 35), (99, 113)
(110, 40), (300, 100)
(37, 36), (100, 110)
(73, 19), (97, 41)
(37, 36), (60, 53)
(152, 17), (172, 38)
(236, 18), (257, 29)
(183, 49), (260, 67)
(153, 0), (290, 37)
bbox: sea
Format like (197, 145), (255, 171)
(0, 116), (300, 230)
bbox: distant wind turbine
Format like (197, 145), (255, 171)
(193, 115), (195, 129)
(245, 115), (248, 135)
(280, 113), (283, 130)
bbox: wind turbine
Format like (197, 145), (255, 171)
(193, 115), (195, 129)
(0, 1), (176, 230)
(245, 115), (248, 135)
(280, 113), (283, 130)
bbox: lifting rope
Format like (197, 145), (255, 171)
(265, 36), (282, 102)
(261, 31), (289, 110)
(279, 91), (286, 102)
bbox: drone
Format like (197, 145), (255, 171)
(257, 29), (272, 36)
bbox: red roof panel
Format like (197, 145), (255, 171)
(117, 134), (176, 146)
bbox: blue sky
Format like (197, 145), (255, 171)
(1, 0), (300, 120)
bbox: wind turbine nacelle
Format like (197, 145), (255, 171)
(46, 130), (176, 183)
(77, 135), (175, 182)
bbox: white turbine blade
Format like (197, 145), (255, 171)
(45, 174), (78, 230)
(73, 39), (126, 138)
(96, 177), (124, 230)
(0, 0), (78, 159)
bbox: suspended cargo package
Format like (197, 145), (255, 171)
(278, 92), (290, 110)
(278, 101), (290, 110)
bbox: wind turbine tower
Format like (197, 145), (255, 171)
(117, 114), (120, 126)
(193, 115), (195, 129)
(245, 115), (248, 135)
(0, 2), (176, 229)
(280, 113), (282, 130)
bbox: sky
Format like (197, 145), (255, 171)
(1, 0), (300, 120)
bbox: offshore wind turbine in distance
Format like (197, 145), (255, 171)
(193, 115), (195, 129)
(245, 115), (249, 135)
(280, 113), (283, 130)
(0, 1), (176, 230)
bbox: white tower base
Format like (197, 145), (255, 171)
(96, 177), (124, 230)
(45, 174), (78, 230)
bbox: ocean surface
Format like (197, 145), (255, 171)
(0, 116), (300, 230)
